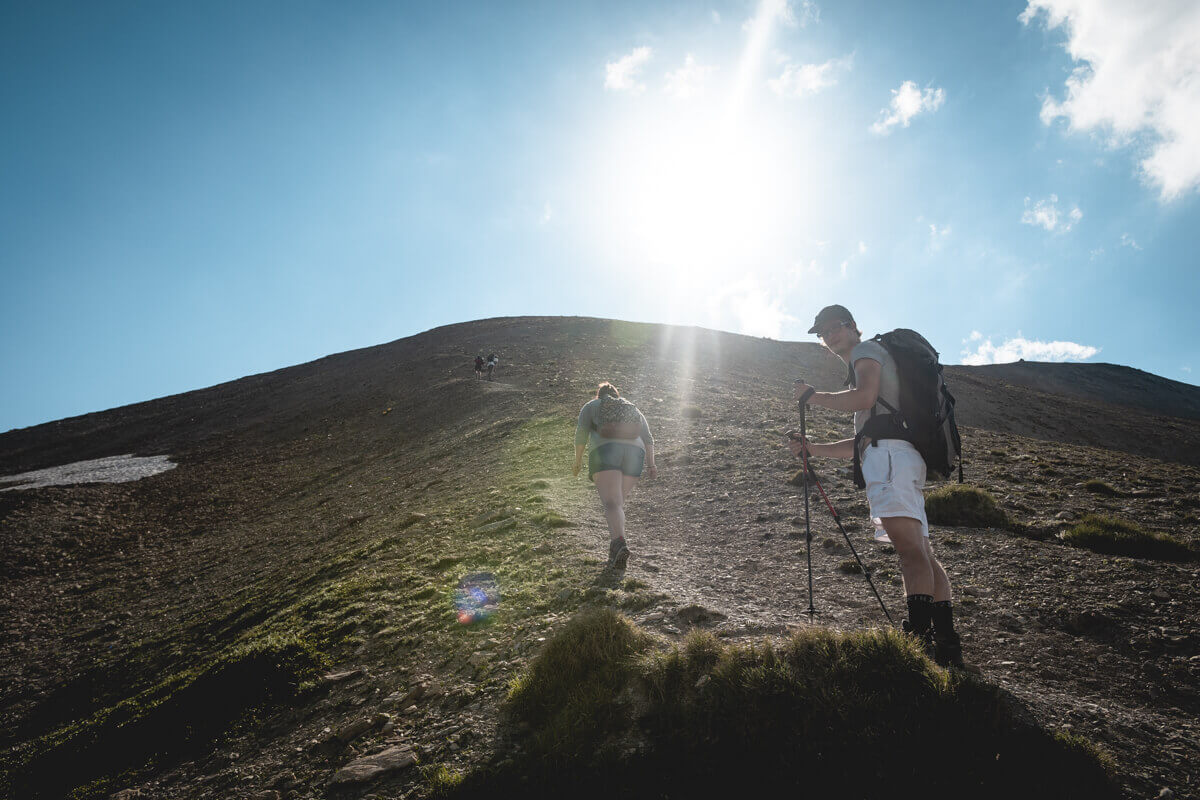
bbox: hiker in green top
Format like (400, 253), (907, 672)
(790, 305), (964, 668)
(573, 382), (657, 570)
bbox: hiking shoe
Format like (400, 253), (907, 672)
(933, 630), (965, 669)
(607, 538), (630, 570)
(902, 619), (936, 660)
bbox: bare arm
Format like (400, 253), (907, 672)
(573, 444), (585, 477)
(793, 357), (880, 413)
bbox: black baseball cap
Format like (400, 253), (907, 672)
(807, 304), (854, 334)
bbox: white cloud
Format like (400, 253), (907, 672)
(1183, 366), (1193, 374)
(664, 54), (716, 99)
(871, 81), (945, 134)
(1090, 246), (1104, 259)
(540, 203), (553, 225)
(1021, 0), (1200, 201)
(711, 10), (721, 23)
(715, 281), (796, 338)
(1120, 232), (1142, 250)
(960, 334), (1100, 365)
(858, 241), (867, 254)
(768, 54), (852, 97)
(1020, 194), (1082, 232)
(605, 46), (653, 93)
(928, 223), (951, 251)
(744, 0), (819, 31)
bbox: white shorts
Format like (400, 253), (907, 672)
(860, 439), (928, 543)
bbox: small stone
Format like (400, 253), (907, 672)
(695, 674), (711, 689)
(1151, 588), (1170, 601)
(321, 669), (364, 684)
(1157, 789), (1174, 799)
(335, 718), (375, 743)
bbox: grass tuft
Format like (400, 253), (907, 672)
(505, 608), (652, 764)
(453, 622), (1118, 799)
(1082, 479), (1122, 496)
(925, 484), (1008, 528)
(1061, 514), (1196, 562)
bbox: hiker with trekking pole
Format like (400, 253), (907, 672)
(787, 304), (965, 668)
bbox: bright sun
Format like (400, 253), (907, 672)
(595, 107), (804, 285)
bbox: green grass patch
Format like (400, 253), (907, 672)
(531, 511), (575, 528)
(452, 618), (1118, 799)
(5, 636), (323, 799)
(1082, 479), (1122, 497)
(505, 608), (653, 765)
(1061, 514), (1196, 562)
(836, 559), (862, 574)
(925, 484), (1008, 528)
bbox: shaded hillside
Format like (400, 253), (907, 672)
(1, 317), (1196, 800)
(963, 361), (1200, 421)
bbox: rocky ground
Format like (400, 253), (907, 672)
(1, 316), (1197, 799)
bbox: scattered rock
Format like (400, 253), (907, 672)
(676, 604), (727, 627)
(694, 674), (711, 689)
(476, 517), (517, 534)
(321, 669), (364, 684)
(329, 745), (417, 786)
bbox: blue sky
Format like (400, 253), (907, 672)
(2, 0), (1198, 433)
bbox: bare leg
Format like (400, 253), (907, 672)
(593, 470), (626, 542)
(621, 474), (639, 502)
(923, 537), (952, 602)
(881, 517), (934, 597)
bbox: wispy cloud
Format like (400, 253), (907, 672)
(769, 54), (852, 97)
(1021, 0), (1200, 201)
(928, 223), (951, 252)
(605, 46), (653, 93)
(960, 332), (1100, 365)
(871, 81), (945, 135)
(744, 0), (819, 31)
(1120, 233), (1142, 250)
(1021, 194), (1082, 232)
(664, 54), (716, 99)
(539, 203), (553, 225)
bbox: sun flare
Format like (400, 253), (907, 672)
(597, 110), (801, 283)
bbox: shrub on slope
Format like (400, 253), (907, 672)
(449, 609), (1118, 800)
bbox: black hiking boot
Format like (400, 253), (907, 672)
(902, 618), (936, 660)
(607, 537), (630, 570)
(933, 630), (965, 669)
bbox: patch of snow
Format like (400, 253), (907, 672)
(0, 454), (176, 491)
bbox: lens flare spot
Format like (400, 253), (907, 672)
(454, 572), (500, 625)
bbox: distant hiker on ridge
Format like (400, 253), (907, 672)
(474, 354), (485, 379)
(790, 305), (965, 668)
(573, 382), (657, 570)
(486, 353), (498, 381)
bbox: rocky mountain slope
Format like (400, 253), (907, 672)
(1, 316), (1197, 799)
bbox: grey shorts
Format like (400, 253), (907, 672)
(588, 443), (645, 480)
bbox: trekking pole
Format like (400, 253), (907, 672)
(791, 392), (894, 626)
(797, 385), (816, 622)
